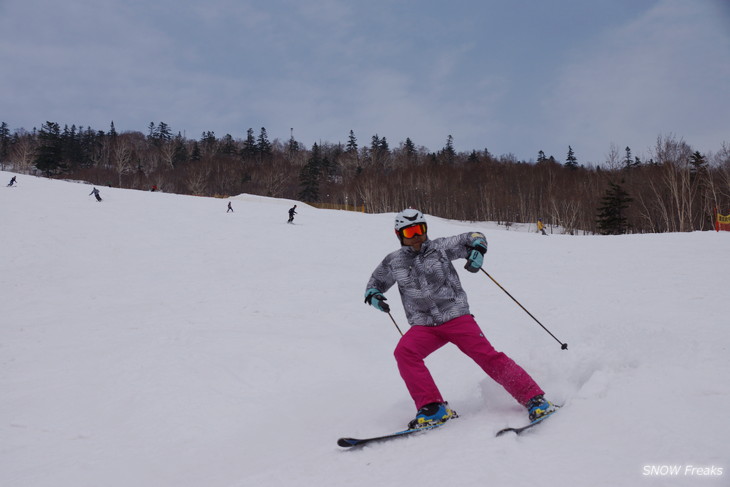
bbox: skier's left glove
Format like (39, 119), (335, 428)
(464, 235), (487, 273)
(364, 288), (390, 313)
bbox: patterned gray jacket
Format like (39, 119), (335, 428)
(366, 232), (487, 326)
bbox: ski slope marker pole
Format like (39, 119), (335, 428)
(480, 268), (568, 350)
(387, 312), (404, 336)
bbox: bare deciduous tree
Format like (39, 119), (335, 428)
(2, 121), (728, 233)
(112, 134), (135, 187)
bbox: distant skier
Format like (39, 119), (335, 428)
(537, 218), (547, 235)
(7, 176), (16, 187)
(89, 187), (102, 202)
(227, 201), (234, 213)
(287, 205), (297, 223)
(364, 208), (556, 429)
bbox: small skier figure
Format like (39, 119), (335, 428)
(7, 176), (17, 187)
(227, 201), (234, 213)
(364, 208), (556, 429)
(537, 218), (547, 235)
(287, 205), (297, 224)
(89, 187), (102, 202)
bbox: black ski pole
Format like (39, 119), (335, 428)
(387, 312), (404, 336)
(480, 268), (568, 350)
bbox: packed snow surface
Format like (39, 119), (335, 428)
(1, 171), (728, 486)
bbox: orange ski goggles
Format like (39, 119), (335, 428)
(398, 223), (427, 239)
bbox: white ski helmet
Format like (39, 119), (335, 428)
(394, 208), (427, 231)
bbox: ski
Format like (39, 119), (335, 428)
(495, 408), (558, 437)
(339, 407), (558, 446)
(338, 422), (446, 448)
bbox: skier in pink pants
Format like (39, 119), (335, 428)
(365, 208), (556, 429)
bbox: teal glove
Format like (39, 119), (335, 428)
(464, 236), (487, 273)
(364, 288), (390, 313)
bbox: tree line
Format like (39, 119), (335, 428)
(1, 121), (729, 234)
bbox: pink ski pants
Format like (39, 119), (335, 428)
(393, 314), (544, 410)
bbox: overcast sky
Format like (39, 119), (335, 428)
(1, 0), (728, 164)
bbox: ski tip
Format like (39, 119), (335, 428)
(337, 438), (360, 448)
(495, 427), (515, 437)
(495, 408), (560, 437)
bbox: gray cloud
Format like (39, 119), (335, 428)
(1, 0), (727, 164)
(540, 0), (730, 163)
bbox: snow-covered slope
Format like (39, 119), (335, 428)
(1, 171), (728, 487)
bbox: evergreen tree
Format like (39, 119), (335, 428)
(623, 146), (640, 170)
(689, 151), (707, 192)
(172, 133), (188, 166)
(299, 142), (322, 202)
(148, 122), (171, 146)
(379, 136), (389, 154)
(78, 127), (99, 168)
(565, 146), (578, 170)
(689, 151), (706, 172)
(288, 129), (300, 157)
(441, 135), (456, 164)
(35, 122), (65, 175)
(155, 122), (172, 142)
(256, 127), (272, 162)
(191, 141), (202, 162)
(345, 130), (358, 154)
(404, 137), (416, 156)
(241, 128), (257, 160)
(220, 134), (236, 155)
(596, 181), (633, 235)
(200, 131), (216, 154)
(370, 134), (381, 153)
(623, 146), (632, 169)
(537, 150), (547, 164)
(61, 124), (84, 169)
(319, 151), (336, 181)
(0, 122), (9, 164)
(371, 134), (390, 164)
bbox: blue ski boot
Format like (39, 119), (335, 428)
(408, 402), (458, 429)
(526, 395), (557, 422)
